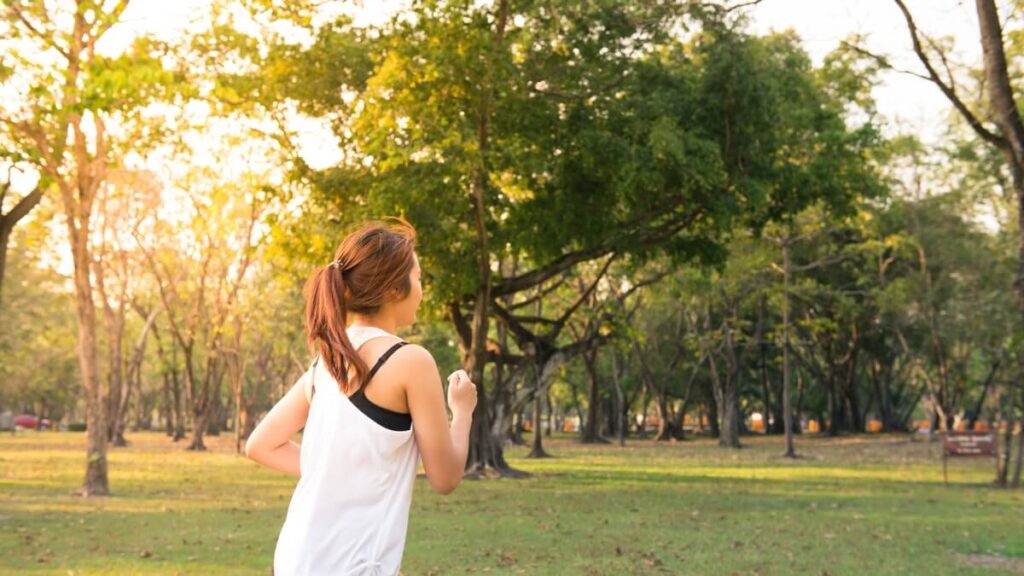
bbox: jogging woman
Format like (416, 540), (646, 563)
(245, 219), (477, 575)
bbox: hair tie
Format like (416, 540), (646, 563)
(329, 258), (346, 271)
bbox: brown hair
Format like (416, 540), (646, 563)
(304, 218), (417, 393)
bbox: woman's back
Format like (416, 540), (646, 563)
(274, 326), (419, 576)
(245, 220), (477, 575)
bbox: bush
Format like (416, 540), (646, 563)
(66, 423), (87, 432)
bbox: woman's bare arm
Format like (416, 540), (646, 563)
(404, 345), (475, 494)
(244, 371), (311, 476)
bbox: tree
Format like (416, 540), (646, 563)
(0, 0), (178, 495)
(135, 158), (269, 451)
(882, 0), (1023, 487)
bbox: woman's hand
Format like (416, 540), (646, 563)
(446, 369), (477, 417)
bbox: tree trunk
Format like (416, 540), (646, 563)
(968, 360), (1000, 429)
(171, 351), (185, 441)
(206, 387), (222, 437)
(708, 351), (740, 448)
(826, 356), (839, 436)
(634, 339), (681, 442)
(872, 361), (894, 432)
(459, 0), (521, 478)
(795, 368), (805, 434)
(719, 381), (741, 448)
(188, 408), (208, 451)
(527, 385), (550, 458)
(580, 348), (606, 443)
(510, 410), (525, 445)
(546, 390), (554, 438)
(234, 390), (247, 454)
(72, 220), (108, 495)
(707, 398), (720, 438)
(1012, 387), (1023, 486)
(610, 349), (627, 447)
(782, 241), (796, 457)
(759, 294), (773, 435)
(124, 305), (160, 436)
(162, 370), (174, 437)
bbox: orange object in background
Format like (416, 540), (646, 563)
(562, 421), (574, 432)
(808, 419), (820, 433)
(867, 420), (883, 433)
(973, 421), (989, 432)
(750, 419), (764, 432)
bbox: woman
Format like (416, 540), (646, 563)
(245, 219), (478, 576)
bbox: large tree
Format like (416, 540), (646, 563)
(221, 1), (882, 471)
(880, 0), (1024, 487)
(0, 0), (178, 495)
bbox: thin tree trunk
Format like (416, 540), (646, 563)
(611, 349), (626, 447)
(1012, 377), (1023, 487)
(171, 346), (185, 441)
(782, 241), (796, 457)
(567, 371), (585, 436)
(73, 219), (108, 495)
(527, 380), (550, 458)
(545, 390), (554, 438)
(759, 294), (773, 435)
(581, 348), (606, 443)
(162, 370), (173, 436)
(795, 368), (805, 434)
(968, 360), (1000, 429)
(997, 383), (1015, 485)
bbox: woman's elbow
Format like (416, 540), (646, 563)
(243, 437), (260, 460)
(430, 468), (463, 495)
(431, 479), (458, 495)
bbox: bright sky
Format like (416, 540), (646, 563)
(749, 0), (985, 145)
(108, 0), (987, 157)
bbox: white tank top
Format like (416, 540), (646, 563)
(274, 326), (420, 576)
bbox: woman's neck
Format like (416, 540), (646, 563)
(347, 315), (398, 335)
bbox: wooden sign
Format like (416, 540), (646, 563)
(940, 431), (999, 485)
(942, 431), (998, 457)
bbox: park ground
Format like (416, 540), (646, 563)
(0, 431), (1022, 575)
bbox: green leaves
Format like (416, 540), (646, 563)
(83, 38), (180, 113)
(228, 1), (886, 323)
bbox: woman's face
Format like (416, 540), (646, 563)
(394, 252), (423, 326)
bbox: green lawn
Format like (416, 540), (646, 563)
(0, 431), (1021, 575)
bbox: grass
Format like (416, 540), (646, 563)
(0, 430), (1022, 575)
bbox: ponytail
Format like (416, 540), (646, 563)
(304, 218), (417, 394)
(303, 264), (368, 393)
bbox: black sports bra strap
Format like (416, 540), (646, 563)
(362, 341), (408, 388)
(309, 341), (407, 401)
(309, 357), (320, 400)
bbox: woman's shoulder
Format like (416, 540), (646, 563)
(390, 342), (437, 371)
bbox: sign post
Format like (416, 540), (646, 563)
(940, 431), (999, 486)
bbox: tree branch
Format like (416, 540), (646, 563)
(891, 0), (1008, 150)
(5, 3), (71, 60)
